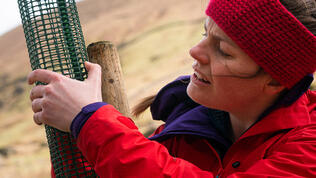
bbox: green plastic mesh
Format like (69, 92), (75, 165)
(18, 0), (98, 177)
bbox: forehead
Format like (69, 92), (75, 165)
(205, 17), (222, 34)
(205, 17), (237, 47)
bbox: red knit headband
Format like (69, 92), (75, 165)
(206, 0), (316, 89)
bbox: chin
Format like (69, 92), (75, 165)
(187, 83), (227, 111)
(187, 83), (211, 107)
(186, 82), (197, 100)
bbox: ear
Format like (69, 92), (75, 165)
(263, 76), (286, 95)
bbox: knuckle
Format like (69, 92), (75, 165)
(33, 69), (40, 76)
(41, 112), (48, 121)
(33, 113), (42, 125)
(41, 98), (50, 108)
(95, 63), (102, 70)
(31, 101), (36, 111)
(44, 86), (53, 95)
(95, 65), (102, 77)
(32, 69), (42, 78)
(29, 90), (34, 100)
(27, 73), (33, 84)
(33, 113), (38, 120)
(28, 71), (37, 84)
(92, 63), (102, 73)
(30, 86), (38, 99)
(51, 74), (61, 83)
(33, 114), (37, 122)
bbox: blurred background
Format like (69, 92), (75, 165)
(0, 0), (314, 177)
(0, 0), (207, 177)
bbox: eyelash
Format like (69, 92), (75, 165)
(216, 43), (231, 57)
(201, 33), (231, 58)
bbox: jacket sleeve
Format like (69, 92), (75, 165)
(76, 104), (214, 178)
(227, 125), (316, 178)
(76, 104), (316, 177)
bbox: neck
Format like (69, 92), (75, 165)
(228, 94), (279, 142)
(229, 113), (256, 141)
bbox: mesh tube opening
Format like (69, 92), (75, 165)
(18, 0), (98, 177)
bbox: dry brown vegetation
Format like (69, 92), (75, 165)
(0, 0), (314, 177)
(0, 0), (206, 177)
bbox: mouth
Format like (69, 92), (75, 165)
(193, 71), (211, 84)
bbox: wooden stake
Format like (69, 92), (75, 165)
(87, 41), (130, 117)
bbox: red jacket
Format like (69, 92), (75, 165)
(75, 89), (316, 177)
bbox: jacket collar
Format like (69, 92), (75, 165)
(240, 90), (315, 139)
(240, 74), (314, 139)
(149, 75), (315, 144)
(149, 76), (232, 148)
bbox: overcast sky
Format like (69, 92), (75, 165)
(0, 0), (84, 36)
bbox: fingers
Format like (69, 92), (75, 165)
(31, 98), (43, 113)
(33, 112), (43, 125)
(30, 85), (45, 101)
(85, 62), (101, 83)
(32, 98), (44, 125)
(28, 69), (62, 85)
(84, 61), (94, 71)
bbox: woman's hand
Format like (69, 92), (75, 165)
(28, 62), (102, 132)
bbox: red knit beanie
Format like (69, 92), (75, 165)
(206, 0), (316, 89)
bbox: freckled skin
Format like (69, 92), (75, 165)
(187, 17), (265, 112)
(187, 17), (283, 139)
(27, 17), (283, 140)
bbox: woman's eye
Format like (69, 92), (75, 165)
(218, 48), (230, 57)
(217, 43), (231, 58)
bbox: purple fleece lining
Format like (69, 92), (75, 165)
(70, 102), (107, 138)
(149, 105), (232, 148)
(69, 74), (313, 146)
(148, 74), (313, 151)
(275, 74), (313, 107)
(148, 76), (232, 149)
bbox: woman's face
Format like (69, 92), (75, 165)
(187, 17), (270, 113)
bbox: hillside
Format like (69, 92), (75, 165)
(0, 0), (206, 177)
(0, 0), (315, 177)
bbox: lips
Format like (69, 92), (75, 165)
(194, 71), (211, 84)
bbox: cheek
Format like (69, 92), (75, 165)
(214, 78), (264, 105)
(187, 82), (207, 102)
(187, 81), (214, 106)
(187, 81), (231, 111)
(187, 77), (264, 111)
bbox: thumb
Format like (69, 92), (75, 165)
(85, 61), (102, 83)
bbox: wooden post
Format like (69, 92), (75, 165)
(87, 41), (130, 117)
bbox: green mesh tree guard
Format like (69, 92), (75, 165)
(18, 0), (98, 177)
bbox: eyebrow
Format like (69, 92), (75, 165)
(213, 33), (237, 47)
(204, 21), (237, 47)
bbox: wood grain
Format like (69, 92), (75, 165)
(88, 41), (130, 117)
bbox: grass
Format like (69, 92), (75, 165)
(120, 20), (204, 103)
(0, 0), (315, 176)
(0, 145), (50, 178)
(0, 14), (204, 177)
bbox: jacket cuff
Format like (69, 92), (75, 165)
(70, 102), (108, 138)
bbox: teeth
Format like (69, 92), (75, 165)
(195, 72), (209, 83)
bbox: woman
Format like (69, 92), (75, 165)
(28, 0), (316, 177)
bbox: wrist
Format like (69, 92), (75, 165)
(70, 102), (108, 138)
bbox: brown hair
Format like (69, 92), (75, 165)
(132, 0), (316, 117)
(280, 0), (316, 35)
(131, 95), (156, 117)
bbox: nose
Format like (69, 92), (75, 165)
(189, 40), (209, 65)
